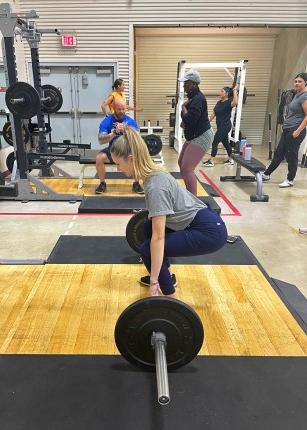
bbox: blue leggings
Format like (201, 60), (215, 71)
(139, 208), (227, 295)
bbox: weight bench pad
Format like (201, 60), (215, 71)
(232, 154), (266, 173)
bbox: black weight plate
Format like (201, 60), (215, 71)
(2, 121), (30, 146)
(5, 82), (40, 119)
(6, 151), (16, 173)
(169, 112), (175, 128)
(125, 210), (148, 253)
(115, 297), (204, 371)
(143, 134), (162, 156)
(2, 122), (13, 146)
(169, 130), (175, 148)
(243, 87), (248, 104)
(41, 84), (63, 114)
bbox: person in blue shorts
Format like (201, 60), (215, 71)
(95, 99), (144, 194)
(110, 126), (228, 298)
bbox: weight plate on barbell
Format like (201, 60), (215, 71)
(143, 134), (162, 156)
(115, 296), (204, 371)
(5, 82), (41, 119)
(169, 130), (175, 148)
(41, 84), (63, 114)
(6, 151), (16, 173)
(169, 112), (175, 128)
(2, 121), (30, 146)
(125, 210), (148, 253)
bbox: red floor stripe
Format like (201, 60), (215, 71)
(199, 169), (241, 216)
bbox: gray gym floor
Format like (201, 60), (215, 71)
(0, 145), (307, 297)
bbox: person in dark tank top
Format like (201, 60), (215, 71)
(203, 83), (239, 167)
(261, 73), (307, 188)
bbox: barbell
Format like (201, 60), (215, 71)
(115, 296), (204, 405)
(5, 81), (63, 119)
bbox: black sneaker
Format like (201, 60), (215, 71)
(132, 181), (144, 194)
(203, 159), (214, 167)
(139, 274), (177, 288)
(95, 182), (107, 194)
(224, 159), (234, 165)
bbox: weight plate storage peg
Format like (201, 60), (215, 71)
(5, 82), (41, 119)
(143, 134), (163, 156)
(125, 210), (148, 253)
(41, 84), (63, 114)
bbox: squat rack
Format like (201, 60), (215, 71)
(0, 3), (82, 201)
(174, 59), (248, 153)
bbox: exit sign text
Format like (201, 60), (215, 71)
(61, 35), (77, 47)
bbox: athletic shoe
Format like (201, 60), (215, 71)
(203, 159), (214, 167)
(299, 227), (307, 235)
(260, 172), (270, 181)
(278, 179), (293, 188)
(95, 181), (107, 194)
(224, 159), (234, 165)
(139, 274), (177, 288)
(132, 181), (144, 194)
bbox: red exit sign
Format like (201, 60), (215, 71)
(61, 35), (77, 47)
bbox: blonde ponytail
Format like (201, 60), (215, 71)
(110, 126), (164, 179)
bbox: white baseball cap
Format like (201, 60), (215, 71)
(178, 69), (201, 84)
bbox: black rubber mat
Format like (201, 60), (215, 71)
(47, 235), (253, 265)
(270, 278), (307, 333)
(78, 195), (221, 214)
(0, 354), (306, 430)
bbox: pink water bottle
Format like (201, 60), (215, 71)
(242, 143), (247, 158)
(244, 145), (252, 161)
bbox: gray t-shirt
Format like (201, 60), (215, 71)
(283, 91), (307, 130)
(144, 171), (207, 231)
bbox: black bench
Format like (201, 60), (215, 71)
(220, 154), (269, 202)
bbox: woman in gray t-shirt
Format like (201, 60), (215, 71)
(262, 73), (307, 188)
(111, 126), (227, 297)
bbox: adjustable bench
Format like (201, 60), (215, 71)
(220, 154), (269, 202)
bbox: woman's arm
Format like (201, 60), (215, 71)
(149, 215), (166, 296)
(293, 100), (307, 138)
(127, 105), (143, 112)
(101, 95), (114, 115)
(209, 111), (216, 122)
(231, 84), (239, 108)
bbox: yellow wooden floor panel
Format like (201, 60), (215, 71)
(39, 178), (207, 197)
(0, 264), (306, 356)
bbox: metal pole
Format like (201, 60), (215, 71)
(151, 332), (170, 405)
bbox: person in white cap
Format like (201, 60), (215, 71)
(178, 69), (214, 195)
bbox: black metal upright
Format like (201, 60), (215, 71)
(30, 45), (49, 175)
(3, 37), (28, 179)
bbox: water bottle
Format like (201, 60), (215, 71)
(242, 142), (247, 158)
(239, 138), (247, 154)
(244, 145), (252, 161)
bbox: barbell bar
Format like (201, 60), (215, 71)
(115, 296), (204, 405)
(5, 81), (63, 119)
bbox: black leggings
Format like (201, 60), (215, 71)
(265, 128), (306, 181)
(211, 123), (232, 158)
